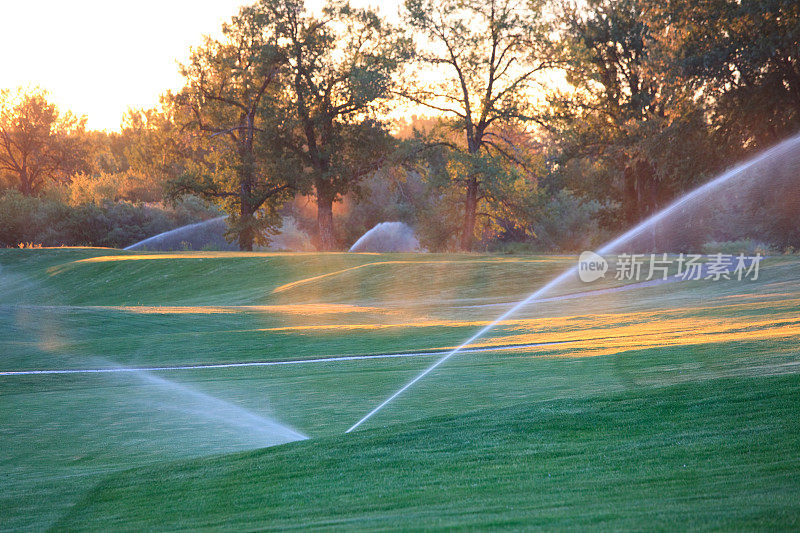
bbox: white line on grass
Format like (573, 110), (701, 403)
(0, 327), (694, 377)
(0, 341), (572, 376)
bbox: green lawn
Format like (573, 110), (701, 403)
(53, 375), (800, 531)
(1, 249), (799, 530)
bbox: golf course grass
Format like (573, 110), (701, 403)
(2, 248), (799, 530)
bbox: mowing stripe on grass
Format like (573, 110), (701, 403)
(0, 341), (572, 376)
(0, 327), (699, 377)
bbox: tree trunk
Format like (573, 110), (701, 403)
(238, 177), (255, 251)
(238, 206), (255, 252)
(237, 129), (256, 251)
(316, 182), (335, 251)
(623, 158), (657, 224)
(460, 177), (479, 251)
(19, 168), (33, 196)
(623, 162), (638, 224)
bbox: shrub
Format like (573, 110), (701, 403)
(0, 190), (219, 248)
(530, 190), (608, 252)
(701, 239), (773, 256)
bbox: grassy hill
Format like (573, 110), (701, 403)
(2, 249), (799, 530)
(54, 376), (800, 531)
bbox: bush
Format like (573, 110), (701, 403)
(334, 171), (460, 252)
(486, 241), (539, 255)
(530, 190), (608, 252)
(0, 190), (219, 248)
(282, 170), (431, 250)
(701, 239), (773, 256)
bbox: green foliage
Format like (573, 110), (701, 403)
(401, 0), (556, 250)
(120, 105), (198, 198)
(258, 0), (411, 249)
(550, 0), (717, 228)
(530, 189), (607, 252)
(169, 3), (293, 250)
(665, 0), (800, 150)
(59, 171), (164, 205)
(165, 0), (408, 250)
(2, 0), (799, 253)
(0, 87), (89, 195)
(0, 190), (217, 248)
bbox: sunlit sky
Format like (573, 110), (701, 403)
(1, 0), (399, 132)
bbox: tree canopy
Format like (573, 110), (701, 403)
(2, 0), (799, 251)
(401, 0), (558, 249)
(0, 88), (88, 196)
(258, 0), (410, 249)
(168, 3), (292, 250)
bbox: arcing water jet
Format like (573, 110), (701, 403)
(129, 368), (308, 447)
(124, 216), (231, 251)
(349, 222), (422, 252)
(346, 131), (800, 433)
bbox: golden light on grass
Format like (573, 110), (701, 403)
(46, 251), (375, 275)
(271, 258), (566, 293)
(206, 299), (800, 361)
(96, 304), (395, 315)
(472, 315), (800, 358)
(75, 252), (337, 262)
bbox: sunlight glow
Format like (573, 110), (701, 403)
(2, 1), (563, 132)
(1, 1), (249, 131)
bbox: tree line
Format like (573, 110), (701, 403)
(1, 0), (798, 251)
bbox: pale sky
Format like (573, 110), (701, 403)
(1, 1), (561, 132)
(1, 0), (399, 131)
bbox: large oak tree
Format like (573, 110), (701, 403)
(402, 0), (556, 250)
(259, 0), (409, 249)
(170, 4), (292, 250)
(551, 0), (713, 226)
(0, 88), (88, 195)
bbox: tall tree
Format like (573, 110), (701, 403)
(0, 87), (88, 195)
(551, 0), (713, 226)
(122, 103), (202, 201)
(169, 4), (292, 250)
(259, 0), (409, 250)
(662, 0), (800, 151)
(402, 0), (556, 250)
